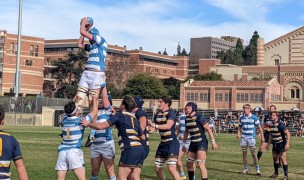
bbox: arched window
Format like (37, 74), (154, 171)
(291, 89), (295, 98)
(296, 89), (300, 98)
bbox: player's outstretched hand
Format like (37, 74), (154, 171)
(81, 118), (90, 127)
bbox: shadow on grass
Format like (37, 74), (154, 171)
(209, 167), (269, 179)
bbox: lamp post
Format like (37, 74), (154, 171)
(14, 0), (23, 98)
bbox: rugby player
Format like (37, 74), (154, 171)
(82, 96), (145, 180)
(148, 96), (180, 180)
(183, 102), (218, 180)
(267, 111), (290, 180)
(55, 94), (98, 180)
(75, 17), (108, 112)
(237, 104), (264, 176)
(0, 105), (28, 180)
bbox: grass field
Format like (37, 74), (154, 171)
(4, 126), (304, 180)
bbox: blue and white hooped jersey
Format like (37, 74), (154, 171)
(239, 113), (260, 139)
(58, 114), (92, 151)
(93, 106), (113, 143)
(178, 113), (186, 136)
(85, 34), (108, 71)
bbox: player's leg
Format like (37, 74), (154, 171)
(130, 167), (142, 180)
(240, 138), (248, 173)
(72, 167), (86, 180)
(118, 167), (133, 180)
(103, 157), (116, 179)
(167, 157), (180, 180)
(155, 157), (166, 180)
(55, 150), (68, 180)
(90, 156), (102, 179)
(67, 149), (86, 180)
(177, 149), (186, 179)
(280, 151), (288, 179)
(186, 151), (197, 180)
(56, 171), (67, 180)
(102, 140), (116, 179)
(271, 149), (280, 178)
(197, 150), (207, 179)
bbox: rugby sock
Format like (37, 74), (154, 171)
(283, 165), (288, 177)
(90, 176), (98, 180)
(180, 171), (185, 177)
(256, 165), (260, 171)
(274, 163), (279, 175)
(257, 150), (263, 160)
(109, 176), (116, 180)
(244, 165), (248, 171)
(188, 171), (195, 180)
(202, 178), (208, 180)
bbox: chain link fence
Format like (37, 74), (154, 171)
(0, 96), (70, 114)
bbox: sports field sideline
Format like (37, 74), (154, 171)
(5, 126), (304, 180)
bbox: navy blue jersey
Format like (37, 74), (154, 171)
(263, 114), (272, 132)
(108, 112), (143, 150)
(154, 109), (177, 143)
(270, 121), (287, 144)
(135, 109), (149, 146)
(0, 130), (23, 179)
(185, 113), (208, 142)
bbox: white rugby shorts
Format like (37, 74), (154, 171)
(240, 138), (256, 147)
(91, 140), (115, 159)
(78, 70), (105, 90)
(55, 149), (85, 171)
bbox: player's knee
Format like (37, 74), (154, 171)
(155, 159), (164, 172)
(186, 157), (195, 168)
(89, 89), (98, 98)
(249, 146), (256, 153)
(197, 159), (206, 168)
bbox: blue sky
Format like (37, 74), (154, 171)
(0, 0), (303, 55)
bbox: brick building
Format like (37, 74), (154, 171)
(193, 26), (304, 110)
(180, 78), (282, 110)
(43, 39), (188, 95)
(0, 30), (44, 96)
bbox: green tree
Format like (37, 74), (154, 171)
(177, 43), (181, 56)
(216, 38), (244, 65)
(50, 50), (87, 98)
(106, 82), (123, 98)
(251, 74), (273, 81)
(163, 48), (168, 55)
(181, 48), (188, 56)
(186, 71), (223, 81)
(243, 31), (259, 65)
(162, 77), (181, 99)
(158, 51), (162, 54)
(122, 73), (168, 99)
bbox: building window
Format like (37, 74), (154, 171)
(34, 45), (39, 56)
(274, 59), (279, 65)
(215, 93), (222, 101)
(10, 43), (14, 54)
(25, 60), (32, 66)
(30, 45), (34, 56)
(291, 89), (295, 98)
(296, 89), (300, 98)
(199, 93), (209, 102)
(237, 93), (249, 102)
(186, 93), (191, 101)
(224, 93), (230, 102)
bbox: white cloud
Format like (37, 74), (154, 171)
(0, 0), (301, 55)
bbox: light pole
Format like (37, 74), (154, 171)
(14, 0), (23, 98)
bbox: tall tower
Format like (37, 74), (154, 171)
(257, 38), (265, 65)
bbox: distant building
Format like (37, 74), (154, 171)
(190, 36), (242, 63)
(180, 78), (282, 110)
(44, 39), (188, 96)
(0, 30), (44, 96)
